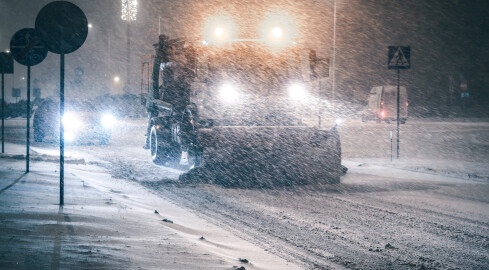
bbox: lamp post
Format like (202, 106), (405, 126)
(121, 0), (137, 94)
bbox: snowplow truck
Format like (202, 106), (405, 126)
(142, 34), (342, 187)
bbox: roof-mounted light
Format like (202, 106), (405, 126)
(272, 27), (283, 38)
(259, 12), (297, 47)
(204, 15), (237, 45)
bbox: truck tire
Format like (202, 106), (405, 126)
(150, 124), (199, 168)
(150, 125), (166, 164)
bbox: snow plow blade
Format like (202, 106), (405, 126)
(180, 126), (342, 188)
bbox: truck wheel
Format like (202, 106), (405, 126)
(150, 125), (165, 164)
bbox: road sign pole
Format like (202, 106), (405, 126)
(60, 53), (64, 206)
(396, 69), (400, 159)
(35, 1), (88, 207)
(26, 66), (30, 172)
(1, 71), (4, 153)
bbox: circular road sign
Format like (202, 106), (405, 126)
(35, 1), (88, 54)
(9, 28), (48, 67)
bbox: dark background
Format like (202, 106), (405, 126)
(1, 0), (488, 115)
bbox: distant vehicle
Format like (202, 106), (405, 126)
(33, 99), (115, 144)
(362, 86), (408, 123)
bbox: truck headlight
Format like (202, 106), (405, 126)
(219, 84), (239, 104)
(214, 27), (224, 37)
(62, 112), (83, 131)
(272, 27), (283, 38)
(259, 13), (296, 46)
(101, 113), (115, 128)
(204, 16), (236, 44)
(288, 84), (307, 101)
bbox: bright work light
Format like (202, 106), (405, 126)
(259, 12), (297, 46)
(214, 27), (224, 37)
(272, 27), (283, 38)
(204, 16), (236, 44)
(219, 84), (239, 104)
(288, 84), (307, 101)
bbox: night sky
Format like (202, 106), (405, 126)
(1, 0), (488, 114)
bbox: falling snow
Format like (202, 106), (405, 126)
(1, 0), (489, 269)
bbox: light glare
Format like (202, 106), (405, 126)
(288, 84), (307, 101)
(214, 27), (224, 37)
(259, 12), (297, 47)
(220, 84), (239, 104)
(63, 112), (83, 131)
(204, 15), (236, 44)
(101, 113), (116, 128)
(272, 27), (283, 38)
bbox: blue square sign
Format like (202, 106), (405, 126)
(388, 46), (410, 70)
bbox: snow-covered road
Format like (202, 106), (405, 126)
(2, 117), (489, 269)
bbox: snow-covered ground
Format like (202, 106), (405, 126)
(1, 117), (489, 269)
(0, 144), (300, 270)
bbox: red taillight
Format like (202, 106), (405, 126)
(380, 110), (385, 118)
(406, 102), (409, 107)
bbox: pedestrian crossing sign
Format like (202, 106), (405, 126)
(388, 46), (410, 69)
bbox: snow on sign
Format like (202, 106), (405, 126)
(388, 46), (410, 69)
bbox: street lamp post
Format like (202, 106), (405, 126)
(121, 0), (137, 94)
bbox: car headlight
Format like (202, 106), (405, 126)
(101, 113), (115, 128)
(287, 84), (307, 101)
(219, 84), (239, 104)
(62, 112), (83, 131)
